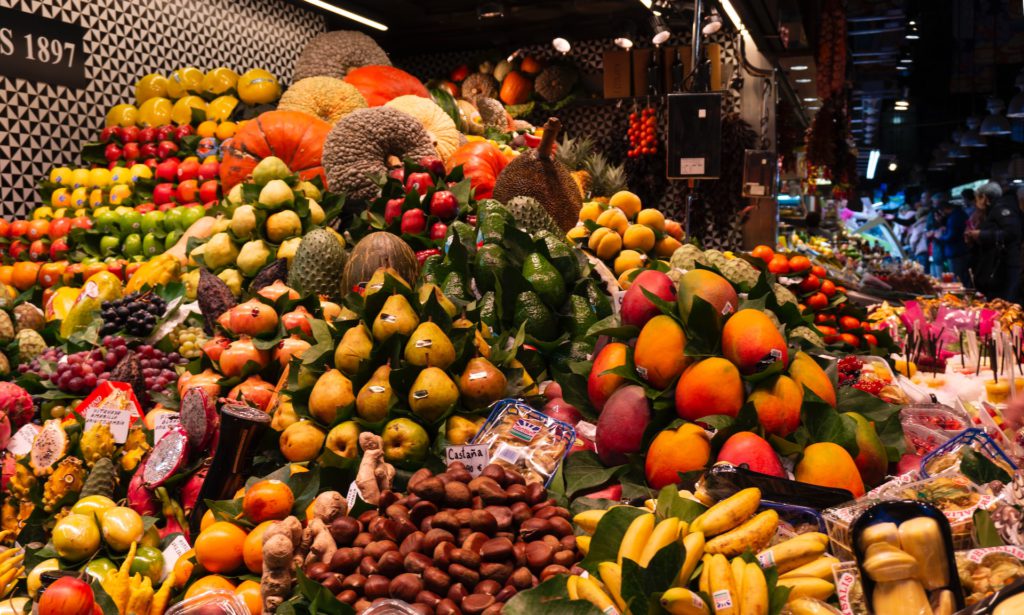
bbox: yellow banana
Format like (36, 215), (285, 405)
(598, 562), (628, 614)
(0, 548), (21, 568)
(708, 553), (738, 615)
(640, 517), (680, 566)
(576, 535), (592, 556)
(618, 513), (655, 566)
(931, 589), (955, 615)
(576, 575), (621, 614)
(780, 555), (840, 581)
(690, 488), (761, 537)
(777, 576), (835, 602)
(0, 551), (24, 574)
(699, 555), (712, 595)
(787, 597), (841, 615)
(704, 510), (779, 558)
(731, 558), (746, 600)
(661, 587), (711, 615)
(755, 534), (827, 574)
(567, 575), (581, 600)
(575, 510), (607, 535)
(677, 532), (705, 586)
(644, 499), (657, 511)
(740, 562), (768, 615)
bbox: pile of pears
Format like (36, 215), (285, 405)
(303, 267), (521, 441)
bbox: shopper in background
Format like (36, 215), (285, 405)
(907, 207), (931, 271)
(966, 182), (1021, 301)
(938, 199), (969, 283)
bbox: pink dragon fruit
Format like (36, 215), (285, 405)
(181, 466), (208, 515)
(0, 382), (34, 431)
(127, 467), (160, 516)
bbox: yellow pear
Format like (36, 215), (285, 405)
(356, 365), (393, 423)
(309, 369), (354, 424)
(454, 318), (490, 357)
(365, 267), (411, 298)
(418, 284), (458, 318)
(408, 367), (459, 423)
(459, 357), (507, 409)
(334, 323), (373, 375)
(404, 322), (456, 368)
(446, 414), (486, 445)
(372, 294), (419, 341)
(324, 421), (361, 459)
(270, 394), (298, 431)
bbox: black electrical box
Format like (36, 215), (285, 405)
(666, 92), (722, 179)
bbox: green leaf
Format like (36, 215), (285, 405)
(655, 485), (708, 523)
(579, 506), (647, 574)
(585, 314), (638, 340)
(92, 580), (122, 615)
(961, 448), (1012, 485)
(766, 566), (791, 615)
(564, 450), (625, 498)
(800, 387), (859, 456)
(503, 576), (604, 615)
(973, 509), (1005, 547)
(620, 541), (684, 615)
(296, 569), (353, 615)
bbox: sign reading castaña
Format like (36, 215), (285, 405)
(0, 7), (88, 88)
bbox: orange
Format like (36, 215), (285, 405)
(805, 292), (828, 311)
(788, 255), (811, 273)
(26, 220), (49, 241)
(37, 262), (65, 288)
(171, 549), (196, 588)
(196, 120), (218, 138)
(200, 509), (215, 531)
(750, 244), (774, 263)
(11, 262), (41, 290)
(184, 574), (236, 600)
(194, 521), (247, 574)
(243, 520), (274, 574)
(820, 280), (836, 297)
(767, 254), (790, 274)
(0, 266), (12, 286)
(242, 479), (294, 523)
(306, 499), (316, 522)
(215, 121), (238, 140)
(235, 580), (262, 615)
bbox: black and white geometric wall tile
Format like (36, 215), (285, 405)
(0, 0), (325, 216)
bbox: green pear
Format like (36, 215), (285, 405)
(365, 267), (411, 298)
(418, 284), (458, 318)
(458, 357), (507, 409)
(203, 232), (239, 270)
(372, 294), (419, 341)
(408, 367), (459, 422)
(356, 364), (394, 423)
(404, 321), (456, 368)
(309, 369), (354, 424)
(334, 323), (373, 375)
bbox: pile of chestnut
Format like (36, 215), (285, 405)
(306, 462), (581, 614)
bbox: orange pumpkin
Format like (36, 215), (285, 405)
(344, 66), (429, 107)
(445, 141), (509, 199)
(219, 110), (331, 191)
(519, 56), (543, 75)
(499, 71), (533, 105)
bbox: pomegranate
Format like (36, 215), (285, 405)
(257, 280), (300, 301)
(218, 337), (270, 378)
(281, 305), (313, 336)
(228, 375), (275, 411)
(218, 299), (279, 337)
(274, 335), (311, 368)
(177, 368), (222, 399)
(201, 335), (230, 363)
(38, 575), (94, 615)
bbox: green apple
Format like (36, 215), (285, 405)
(118, 211), (142, 236)
(121, 233), (142, 257)
(325, 421), (361, 460)
(140, 211), (165, 235)
(99, 235), (121, 257)
(142, 233), (162, 257)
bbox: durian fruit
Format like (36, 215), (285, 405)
(535, 65), (579, 102)
(79, 423), (116, 468)
(492, 117), (582, 233)
(293, 30), (391, 80)
(504, 196), (563, 237)
(288, 228), (349, 300)
(461, 73), (498, 101)
(42, 457), (85, 512)
(278, 76), (367, 124)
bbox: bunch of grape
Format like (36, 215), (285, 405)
(168, 324), (207, 359)
(134, 343), (185, 393)
(17, 347), (66, 376)
(41, 339), (128, 394)
(100, 292), (167, 337)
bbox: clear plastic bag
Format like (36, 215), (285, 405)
(469, 398), (575, 485)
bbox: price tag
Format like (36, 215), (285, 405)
(154, 412), (181, 442)
(7, 423), (40, 456)
(85, 407), (132, 443)
(0, 7), (89, 88)
(160, 535), (191, 581)
(445, 444), (489, 476)
(346, 481), (364, 512)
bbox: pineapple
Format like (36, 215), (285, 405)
(555, 135), (596, 197)
(585, 153), (628, 198)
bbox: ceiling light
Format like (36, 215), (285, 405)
(701, 8), (722, 36)
(900, 58), (913, 64)
(867, 149), (880, 179)
(909, 20), (916, 25)
(1007, 69), (1024, 118)
(790, 64), (809, 71)
(803, 97), (817, 102)
(614, 35), (634, 49)
(652, 14), (672, 44)
(888, 162), (898, 171)
(552, 37), (571, 53)
(477, 1), (504, 19)
(906, 32), (919, 39)
(638, 0), (653, 7)
(719, 0), (745, 31)
(961, 117), (987, 147)
(795, 78), (812, 83)
(980, 96), (1012, 135)
(298, 0), (387, 30)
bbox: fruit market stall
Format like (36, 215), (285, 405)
(0, 11), (1023, 615)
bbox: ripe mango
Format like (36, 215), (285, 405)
(749, 375), (803, 437)
(588, 342), (629, 411)
(595, 385), (650, 466)
(721, 309), (788, 375)
(675, 358), (744, 421)
(621, 270), (676, 328)
(716, 431), (785, 477)
(676, 269), (739, 329)
(795, 442), (865, 497)
(845, 412), (888, 488)
(634, 315), (691, 389)
(645, 423), (710, 489)
(789, 351), (836, 406)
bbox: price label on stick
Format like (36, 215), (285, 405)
(85, 406), (132, 443)
(445, 444), (489, 477)
(153, 412), (180, 443)
(160, 535), (191, 581)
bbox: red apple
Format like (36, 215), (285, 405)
(100, 126), (120, 142)
(177, 180), (199, 203)
(405, 172), (433, 196)
(7, 241), (26, 260)
(199, 180), (219, 204)
(143, 157), (158, 169)
(388, 168), (405, 183)
(49, 239), (69, 261)
(384, 198), (404, 225)
(177, 160), (199, 181)
(198, 160), (219, 181)
(49, 218), (72, 239)
(429, 222), (448, 240)
(120, 126), (140, 143)
(155, 159), (179, 182)
(152, 183), (175, 206)
(134, 202), (155, 214)
(139, 143), (158, 159)
(138, 127), (156, 143)
(429, 190), (458, 220)
(104, 143), (123, 162)
(400, 208), (427, 235)
(157, 140), (179, 159)
(174, 125), (194, 140)
(122, 142), (140, 161)
(70, 217), (92, 230)
(158, 202), (176, 212)
(29, 239), (48, 262)
(418, 156), (446, 176)
(155, 125), (175, 141)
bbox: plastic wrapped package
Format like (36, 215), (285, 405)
(920, 428), (1017, 478)
(469, 398), (575, 486)
(955, 546), (1024, 606)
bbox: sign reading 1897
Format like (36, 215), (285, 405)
(0, 7), (88, 88)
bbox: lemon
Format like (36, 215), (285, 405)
(206, 95), (239, 122)
(105, 104), (138, 127)
(32, 207), (53, 220)
(49, 167), (71, 185)
(166, 67), (204, 99)
(578, 202), (603, 222)
(130, 164), (152, 181)
(135, 73), (168, 104)
(609, 190), (642, 220)
(138, 97), (172, 126)
(636, 208), (666, 232)
(110, 167), (131, 184)
(203, 68), (239, 97)
(109, 184), (132, 205)
(89, 168), (111, 188)
(69, 169), (91, 189)
(614, 249), (645, 275)
(238, 68), (281, 105)
(88, 189), (105, 208)
(70, 187), (89, 209)
(171, 96), (208, 125)
(623, 224), (656, 252)
(596, 207), (629, 235)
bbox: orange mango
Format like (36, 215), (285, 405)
(634, 315), (691, 390)
(749, 375), (803, 437)
(721, 309), (788, 375)
(789, 351), (836, 407)
(675, 358), (744, 421)
(795, 442), (865, 497)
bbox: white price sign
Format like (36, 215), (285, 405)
(85, 406), (132, 443)
(445, 444), (489, 477)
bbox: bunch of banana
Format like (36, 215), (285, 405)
(0, 532), (24, 598)
(566, 573), (622, 614)
(690, 488), (778, 558)
(683, 553), (769, 615)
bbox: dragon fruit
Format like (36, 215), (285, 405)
(0, 382), (35, 430)
(127, 467), (159, 516)
(29, 419), (67, 476)
(142, 428), (189, 489)
(179, 388), (219, 451)
(181, 466), (208, 515)
(80, 423), (116, 467)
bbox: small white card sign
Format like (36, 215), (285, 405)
(85, 406), (132, 443)
(445, 444), (489, 477)
(153, 412), (181, 443)
(160, 534), (191, 581)
(7, 423), (40, 456)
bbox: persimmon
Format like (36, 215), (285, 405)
(788, 255), (811, 273)
(767, 255), (790, 274)
(242, 479), (294, 523)
(750, 244), (774, 263)
(184, 574), (236, 599)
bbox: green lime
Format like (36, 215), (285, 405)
(95, 211), (119, 234)
(129, 546), (164, 583)
(122, 233), (142, 257)
(83, 557), (116, 581)
(140, 211), (165, 235)
(179, 205), (205, 229)
(118, 211), (142, 235)
(164, 230), (182, 250)
(99, 235), (121, 257)
(142, 233), (161, 257)
(164, 207), (185, 231)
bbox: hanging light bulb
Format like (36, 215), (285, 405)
(1006, 68), (1024, 118)
(614, 23), (636, 49)
(961, 116), (987, 148)
(651, 14), (671, 44)
(979, 96), (1011, 136)
(552, 37), (571, 54)
(701, 8), (722, 35)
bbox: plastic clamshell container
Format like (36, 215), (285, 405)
(958, 576), (1024, 615)
(164, 590), (250, 615)
(850, 500), (965, 614)
(702, 463), (854, 511)
(920, 427), (1017, 478)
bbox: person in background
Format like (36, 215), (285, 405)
(938, 199), (969, 283)
(966, 182), (1022, 301)
(907, 207), (931, 271)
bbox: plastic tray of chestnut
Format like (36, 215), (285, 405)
(305, 461), (581, 615)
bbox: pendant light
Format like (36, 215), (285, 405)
(1006, 68), (1024, 118)
(979, 96), (1011, 136)
(960, 116), (986, 148)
